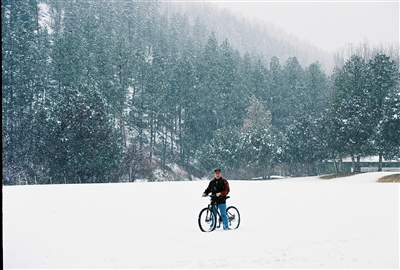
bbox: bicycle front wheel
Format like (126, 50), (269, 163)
(226, 206), (240, 229)
(198, 207), (216, 232)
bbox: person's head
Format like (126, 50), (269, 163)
(214, 168), (222, 179)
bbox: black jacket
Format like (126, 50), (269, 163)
(203, 177), (230, 204)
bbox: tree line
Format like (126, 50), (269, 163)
(2, 1), (399, 184)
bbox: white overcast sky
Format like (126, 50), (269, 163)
(203, 0), (399, 52)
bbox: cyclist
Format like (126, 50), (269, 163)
(202, 168), (230, 230)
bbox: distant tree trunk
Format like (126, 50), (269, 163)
(178, 106), (183, 162)
(139, 104), (144, 152)
(338, 156), (343, 172)
(162, 124), (167, 171)
(351, 154), (355, 173)
(378, 152), (383, 172)
(308, 162), (314, 176)
(266, 164), (272, 179)
(333, 153), (339, 175)
(120, 117), (127, 148)
(149, 112), (154, 165)
(355, 155), (361, 173)
(170, 117), (174, 157)
(333, 160), (339, 175)
(139, 68), (145, 153)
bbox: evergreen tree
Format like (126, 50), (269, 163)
(240, 97), (281, 179)
(367, 53), (399, 169)
(2, 0), (51, 184)
(381, 86), (400, 159)
(331, 56), (373, 172)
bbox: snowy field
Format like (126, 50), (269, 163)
(3, 172), (399, 268)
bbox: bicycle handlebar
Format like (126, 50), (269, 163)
(202, 194), (230, 199)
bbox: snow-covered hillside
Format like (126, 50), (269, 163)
(3, 172), (399, 268)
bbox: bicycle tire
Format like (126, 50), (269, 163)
(226, 206), (240, 229)
(198, 207), (217, 232)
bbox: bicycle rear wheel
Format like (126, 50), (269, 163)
(226, 206), (240, 229)
(198, 207), (216, 232)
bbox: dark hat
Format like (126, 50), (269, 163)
(214, 168), (221, 172)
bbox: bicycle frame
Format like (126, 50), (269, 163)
(208, 203), (223, 222)
(207, 200), (235, 225)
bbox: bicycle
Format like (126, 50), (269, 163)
(198, 195), (240, 232)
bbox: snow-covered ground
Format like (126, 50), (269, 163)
(3, 172), (399, 268)
(272, 171), (398, 183)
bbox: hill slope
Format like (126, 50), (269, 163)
(161, 2), (333, 71)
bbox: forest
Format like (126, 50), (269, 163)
(2, 1), (399, 184)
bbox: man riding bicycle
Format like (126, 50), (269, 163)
(202, 168), (230, 230)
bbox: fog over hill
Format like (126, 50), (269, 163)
(161, 2), (334, 71)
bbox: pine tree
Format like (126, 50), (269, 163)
(239, 97), (280, 179)
(2, 0), (51, 184)
(367, 53), (399, 170)
(381, 86), (400, 160)
(331, 56), (373, 172)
